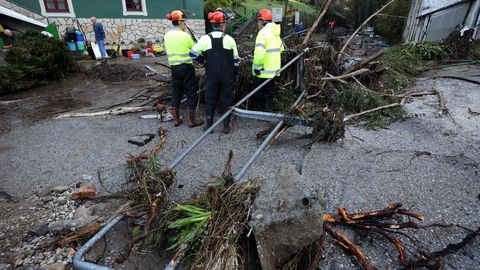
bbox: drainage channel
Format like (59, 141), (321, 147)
(73, 48), (309, 270)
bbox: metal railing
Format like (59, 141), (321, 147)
(73, 47), (309, 270)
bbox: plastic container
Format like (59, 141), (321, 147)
(131, 53), (140, 59)
(75, 31), (84, 42)
(67, 41), (77, 51)
(127, 50), (133, 59)
(76, 41), (85, 51)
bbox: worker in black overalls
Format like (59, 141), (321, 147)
(190, 9), (239, 134)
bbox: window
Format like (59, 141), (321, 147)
(125, 0), (142, 11)
(39, 0), (75, 17)
(43, 0), (69, 12)
(122, 0), (147, 16)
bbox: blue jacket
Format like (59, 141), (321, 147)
(93, 23), (105, 41)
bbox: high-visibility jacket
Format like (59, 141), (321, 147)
(164, 27), (195, 66)
(189, 30), (239, 71)
(252, 22), (284, 79)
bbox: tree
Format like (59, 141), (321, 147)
(204, 0), (233, 12)
(374, 0), (412, 44)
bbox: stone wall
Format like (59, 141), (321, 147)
(53, 18), (205, 46)
(1, 0), (206, 45)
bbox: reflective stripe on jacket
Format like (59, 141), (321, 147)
(252, 22), (284, 79)
(164, 27), (195, 66)
(190, 30), (239, 67)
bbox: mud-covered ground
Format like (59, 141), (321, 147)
(0, 60), (479, 269)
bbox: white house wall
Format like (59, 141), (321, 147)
(419, 0), (467, 16)
(404, 0), (480, 42)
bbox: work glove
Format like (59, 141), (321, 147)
(254, 69), (262, 76)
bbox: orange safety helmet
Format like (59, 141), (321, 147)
(208, 10), (225, 23)
(257, 9), (272, 21)
(166, 10), (186, 21)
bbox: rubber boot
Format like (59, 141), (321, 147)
(187, 108), (203, 128)
(223, 115), (231, 134)
(169, 108), (183, 127)
(204, 114), (214, 133)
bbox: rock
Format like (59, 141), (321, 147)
(48, 221), (69, 235)
(74, 205), (93, 220)
(14, 259), (23, 267)
(81, 174), (93, 181)
(71, 184), (96, 200)
(128, 134), (155, 146)
(28, 224), (49, 236)
(66, 248), (75, 257)
(51, 186), (69, 193)
(35, 253), (45, 260)
(46, 262), (65, 270)
(250, 164), (325, 270)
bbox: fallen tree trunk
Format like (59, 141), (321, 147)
(344, 50), (385, 74)
(432, 88), (447, 116)
(322, 68), (370, 81)
(343, 103), (401, 122)
(55, 106), (153, 118)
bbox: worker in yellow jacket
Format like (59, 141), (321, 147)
(251, 9), (284, 112)
(164, 10), (203, 128)
(190, 9), (239, 134)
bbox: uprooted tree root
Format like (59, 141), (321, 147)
(318, 203), (479, 270)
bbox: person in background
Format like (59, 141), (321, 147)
(251, 9), (284, 112)
(294, 22), (304, 39)
(329, 20), (335, 32)
(2, 29), (15, 48)
(323, 19), (329, 33)
(90, 17), (107, 62)
(190, 9), (239, 134)
(163, 9), (203, 128)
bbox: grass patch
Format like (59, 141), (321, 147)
(235, 0), (317, 16)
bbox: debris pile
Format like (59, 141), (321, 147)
(89, 62), (145, 82)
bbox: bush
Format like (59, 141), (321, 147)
(374, 0), (411, 44)
(0, 30), (76, 95)
(402, 42), (446, 61)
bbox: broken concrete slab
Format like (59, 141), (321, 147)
(250, 164), (324, 270)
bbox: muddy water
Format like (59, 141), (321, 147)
(0, 72), (158, 135)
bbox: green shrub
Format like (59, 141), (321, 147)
(402, 42), (446, 61)
(0, 30), (76, 95)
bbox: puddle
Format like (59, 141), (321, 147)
(27, 95), (91, 123)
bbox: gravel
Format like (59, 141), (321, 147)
(0, 64), (478, 269)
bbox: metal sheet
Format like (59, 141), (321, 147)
(424, 2), (470, 41)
